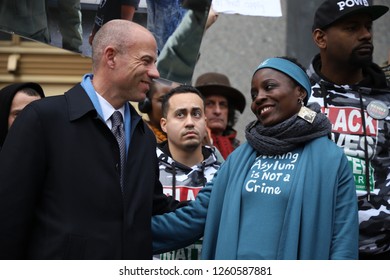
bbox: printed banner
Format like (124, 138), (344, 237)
(212, 0), (282, 17)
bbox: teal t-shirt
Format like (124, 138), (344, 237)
(237, 148), (302, 259)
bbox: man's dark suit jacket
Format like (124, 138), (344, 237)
(0, 84), (179, 259)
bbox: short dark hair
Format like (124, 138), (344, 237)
(19, 87), (42, 97)
(161, 85), (205, 118)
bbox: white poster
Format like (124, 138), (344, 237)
(212, 0), (282, 17)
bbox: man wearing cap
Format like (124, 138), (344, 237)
(307, 0), (390, 259)
(195, 72), (246, 159)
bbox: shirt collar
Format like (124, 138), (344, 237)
(95, 92), (125, 128)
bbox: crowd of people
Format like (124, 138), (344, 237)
(0, 0), (389, 260)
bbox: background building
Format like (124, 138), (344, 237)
(0, 33), (92, 95)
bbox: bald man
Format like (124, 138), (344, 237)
(0, 20), (181, 260)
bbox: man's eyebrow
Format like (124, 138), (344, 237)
(174, 106), (202, 112)
(173, 108), (187, 113)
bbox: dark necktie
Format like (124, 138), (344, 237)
(110, 111), (126, 191)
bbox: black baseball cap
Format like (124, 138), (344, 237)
(312, 0), (389, 31)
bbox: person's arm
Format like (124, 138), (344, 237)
(121, 0), (139, 20)
(89, 0), (140, 45)
(330, 154), (359, 260)
(152, 184), (211, 254)
(152, 177), (188, 215)
(156, 10), (207, 84)
(121, 5), (136, 21)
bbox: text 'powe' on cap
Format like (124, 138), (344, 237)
(312, 0), (389, 31)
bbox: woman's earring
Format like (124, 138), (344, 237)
(297, 99), (317, 124)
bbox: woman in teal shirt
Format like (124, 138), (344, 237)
(152, 56), (359, 259)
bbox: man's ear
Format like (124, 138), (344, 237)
(312, 29), (327, 49)
(104, 46), (116, 69)
(160, 118), (167, 133)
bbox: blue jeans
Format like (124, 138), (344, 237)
(146, 0), (187, 52)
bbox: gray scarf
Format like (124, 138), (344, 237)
(245, 103), (331, 155)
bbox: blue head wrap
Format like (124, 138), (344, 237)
(254, 57), (312, 102)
